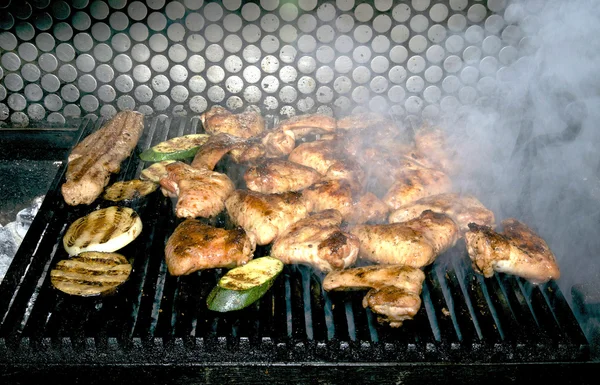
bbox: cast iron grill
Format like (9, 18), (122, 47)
(0, 115), (589, 366)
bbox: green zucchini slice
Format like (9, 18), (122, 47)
(139, 134), (210, 162)
(206, 257), (284, 312)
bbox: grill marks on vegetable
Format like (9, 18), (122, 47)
(50, 252), (132, 296)
(67, 207), (137, 247)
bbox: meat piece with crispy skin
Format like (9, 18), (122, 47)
(389, 193), (495, 233)
(464, 219), (560, 284)
(225, 190), (309, 245)
(414, 126), (458, 175)
(275, 113), (336, 138)
(302, 179), (388, 224)
(382, 164), (452, 210)
(244, 159), (322, 194)
(159, 162), (235, 219)
(165, 219), (255, 276)
(201, 106), (265, 138)
(271, 210), (360, 272)
(62, 110), (144, 206)
(350, 210), (459, 267)
(323, 265), (425, 327)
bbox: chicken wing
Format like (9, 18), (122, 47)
(159, 162), (235, 219)
(389, 193), (495, 233)
(191, 132), (248, 170)
(275, 113), (336, 138)
(323, 265), (425, 327)
(165, 219), (255, 276)
(244, 159), (322, 194)
(464, 219), (560, 284)
(414, 126), (458, 175)
(302, 179), (388, 224)
(271, 210), (360, 272)
(225, 190), (309, 245)
(350, 210), (459, 267)
(201, 106), (265, 138)
(382, 164), (452, 210)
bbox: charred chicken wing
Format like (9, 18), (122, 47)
(225, 190), (309, 245)
(244, 159), (322, 194)
(165, 219), (255, 276)
(201, 106), (265, 138)
(323, 265), (426, 327)
(271, 210), (360, 272)
(159, 162), (235, 219)
(464, 219), (560, 284)
(350, 210), (459, 267)
(302, 179), (389, 224)
(389, 193), (495, 233)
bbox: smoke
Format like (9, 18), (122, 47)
(439, 0), (600, 300)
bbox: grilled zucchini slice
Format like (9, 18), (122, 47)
(206, 257), (284, 312)
(63, 206), (143, 256)
(139, 134), (210, 162)
(140, 160), (176, 182)
(103, 179), (159, 202)
(51, 251), (132, 297)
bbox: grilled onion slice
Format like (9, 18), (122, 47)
(103, 179), (158, 202)
(50, 251), (132, 297)
(140, 160), (176, 183)
(63, 206), (143, 256)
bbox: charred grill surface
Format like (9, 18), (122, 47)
(0, 116), (589, 369)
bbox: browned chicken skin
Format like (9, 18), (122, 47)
(165, 219), (255, 276)
(63, 110), (144, 205)
(350, 210), (459, 267)
(323, 265), (425, 327)
(159, 162), (235, 219)
(225, 190), (309, 245)
(271, 210), (360, 272)
(389, 193), (495, 233)
(382, 163), (453, 210)
(201, 106), (265, 138)
(414, 126), (458, 175)
(275, 113), (336, 138)
(464, 219), (560, 284)
(244, 159), (322, 194)
(302, 179), (389, 224)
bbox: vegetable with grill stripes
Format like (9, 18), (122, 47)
(103, 179), (159, 202)
(206, 256), (284, 312)
(139, 134), (210, 162)
(63, 206), (143, 256)
(50, 251), (132, 297)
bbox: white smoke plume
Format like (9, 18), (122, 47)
(439, 0), (600, 300)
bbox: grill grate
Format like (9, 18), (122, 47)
(0, 115), (589, 366)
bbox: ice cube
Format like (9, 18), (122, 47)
(16, 207), (37, 238)
(5, 221), (23, 248)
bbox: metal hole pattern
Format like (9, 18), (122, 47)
(0, 0), (528, 127)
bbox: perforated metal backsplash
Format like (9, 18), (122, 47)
(0, 0), (536, 127)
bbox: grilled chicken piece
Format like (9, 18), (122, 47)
(302, 179), (389, 224)
(191, 129), (296, 170)
(414, 126), (457, 175)
(201, 106), (265, 138)
(244, 159), (322, 194)
(389, 193), (495, 233)
(382, 164), (452, 210)
(62, 110), (144, 205)
(225, 190), (309, 245)
(465, 219), (560, 284)
(275, 113), (336, 138)
(336, 112), (393, 132)
(323, 265), (425, 327)
(288, 138), (366, 190)
(271, 210), (360, 272)
(159, 162), (234, 219)
(288, 139), (342, 175)
(350, 210), (459, 267)
(191, 133), (248, 170)
(165, 219), (255, 276)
